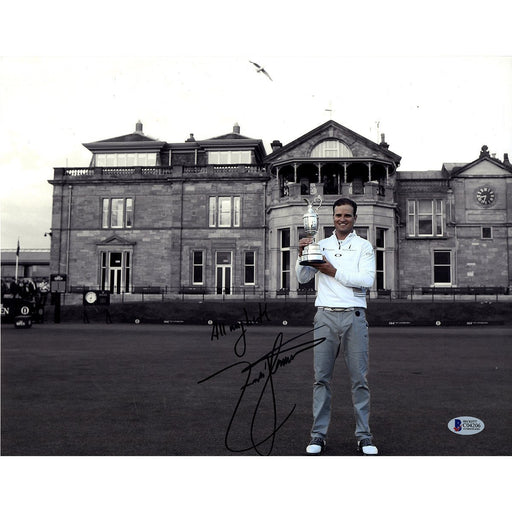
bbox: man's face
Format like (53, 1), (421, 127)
(333, 204), (356, 239)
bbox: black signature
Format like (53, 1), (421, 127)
(210, 302), (271, 357)
(198, 327), (325, 455)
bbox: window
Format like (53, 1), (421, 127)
(311, 140), (352, 158)
(244, 251), (256, 285)
(102, 198), (134, 228)
(209, 197), (240, 227)
(193, 251), (204, 284)
(407, 199), (444, 237)
(375, 228), (386, 290)
(280, 229), (291, 290)
(433, 250), (452, 285)
(95, 153), (158, 166)
(482, 227), (492, 239)
(208, 151), (251, 165)
(356, 227), (369, 240)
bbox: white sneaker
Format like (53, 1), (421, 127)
(358, 439), (378, 455)
(306, 437), (326, 455)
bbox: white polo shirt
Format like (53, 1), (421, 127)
(296, 231), (376, 309)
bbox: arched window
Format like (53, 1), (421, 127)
(311, 140), (352, 158)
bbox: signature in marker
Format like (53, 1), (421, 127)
(198, 327), (325, 455)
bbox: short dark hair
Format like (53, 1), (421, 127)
(333, 197), (357, 216)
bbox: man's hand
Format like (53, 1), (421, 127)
(298, 237), (313, 257)
(309, 257), (337, 278)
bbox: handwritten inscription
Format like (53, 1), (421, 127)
(210, 303), (271, 357)
(198, 327), (325, 455)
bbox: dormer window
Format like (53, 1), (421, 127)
(311, 140), (352, 158)
(95, 153), (158, 167)
(208, 151), (251, 165)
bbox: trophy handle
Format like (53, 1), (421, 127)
(303, 195), (323, 211)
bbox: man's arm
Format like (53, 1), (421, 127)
(296, 237), (318, 284)
(334, 244), (376, 288)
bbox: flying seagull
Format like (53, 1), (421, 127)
(249, 60), (273, 81)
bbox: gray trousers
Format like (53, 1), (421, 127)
(311, 308), (372, 442)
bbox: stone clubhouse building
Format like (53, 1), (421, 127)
(47, 120), (512, 301)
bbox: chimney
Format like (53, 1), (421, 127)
(379, 133), (389, 149)
(233, 122), (240, 134)
(135, 120), (143, 134)
(271, 140), (283, 151)
(504, 153), (511, 167)
(186, 133), (196, 142)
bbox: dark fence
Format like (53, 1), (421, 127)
(62, 285), (511, 304)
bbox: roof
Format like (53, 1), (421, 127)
(441, 163), (468, 173)
(89, 132), (159, 143)
(446, 155), (512, 177)
(82, 121), (166, 153)
(208, 132), (253, 140)
(1, 250), (50, 265)
(265, 119), (402, 165)
(397, 170), (449, 180)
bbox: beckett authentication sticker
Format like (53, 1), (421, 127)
(448, 416), (485, 436)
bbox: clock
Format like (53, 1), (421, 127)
(475, 186), (495, 206)
(84, 291), (98, 304)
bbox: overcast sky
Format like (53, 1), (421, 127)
(1, 1), (511, 253)
(2, 55), (510, 250)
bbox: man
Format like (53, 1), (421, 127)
(296, 197), (378, 455)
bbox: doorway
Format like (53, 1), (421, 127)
(216, 251), (232, 295)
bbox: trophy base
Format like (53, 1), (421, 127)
(300, 243), (324, 266)
(299, 258), (325, 266)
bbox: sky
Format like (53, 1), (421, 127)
(2, 54), (510, 251)
(1, 1), (511, 252)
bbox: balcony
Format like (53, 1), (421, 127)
(52, 166), (174, 181)
(270, 180), (394, 206)
(52, 164), (268, 182)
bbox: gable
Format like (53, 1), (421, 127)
(265, 120), (401, 165)
(96, 235), (136, 246)
(451, 158), (512, 178)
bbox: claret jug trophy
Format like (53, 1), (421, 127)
(299, 195), (324, 266)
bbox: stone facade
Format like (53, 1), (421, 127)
(48, 122), (512, 299)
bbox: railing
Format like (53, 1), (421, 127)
(141, 167), (173, 176)
(62, 167), (174, 178)
(275, 181), (392, 202)
(64, 168), (95, 177)
(60, 285), (511, 304)
(183, 165), (267, 176)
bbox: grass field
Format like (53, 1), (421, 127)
(2, 322), (511, 456)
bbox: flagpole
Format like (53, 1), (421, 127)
(15, 239), (20, 283)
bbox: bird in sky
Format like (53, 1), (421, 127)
(249, 60), (273, 81)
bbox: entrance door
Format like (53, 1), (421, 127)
(216, 251), (232, 295)
(109, 252), (122, 294)
(100, 250), (131, 294)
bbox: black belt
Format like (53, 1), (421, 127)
(318, 306), (355, 312)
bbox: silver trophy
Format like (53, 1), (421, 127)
(299, 195), (324, 266)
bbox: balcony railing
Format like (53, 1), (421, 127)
(60, 166), (174, 178)
(183, 164), (267, 177)
(272, 181), (393, 204)
(55, 165), (267, 180)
